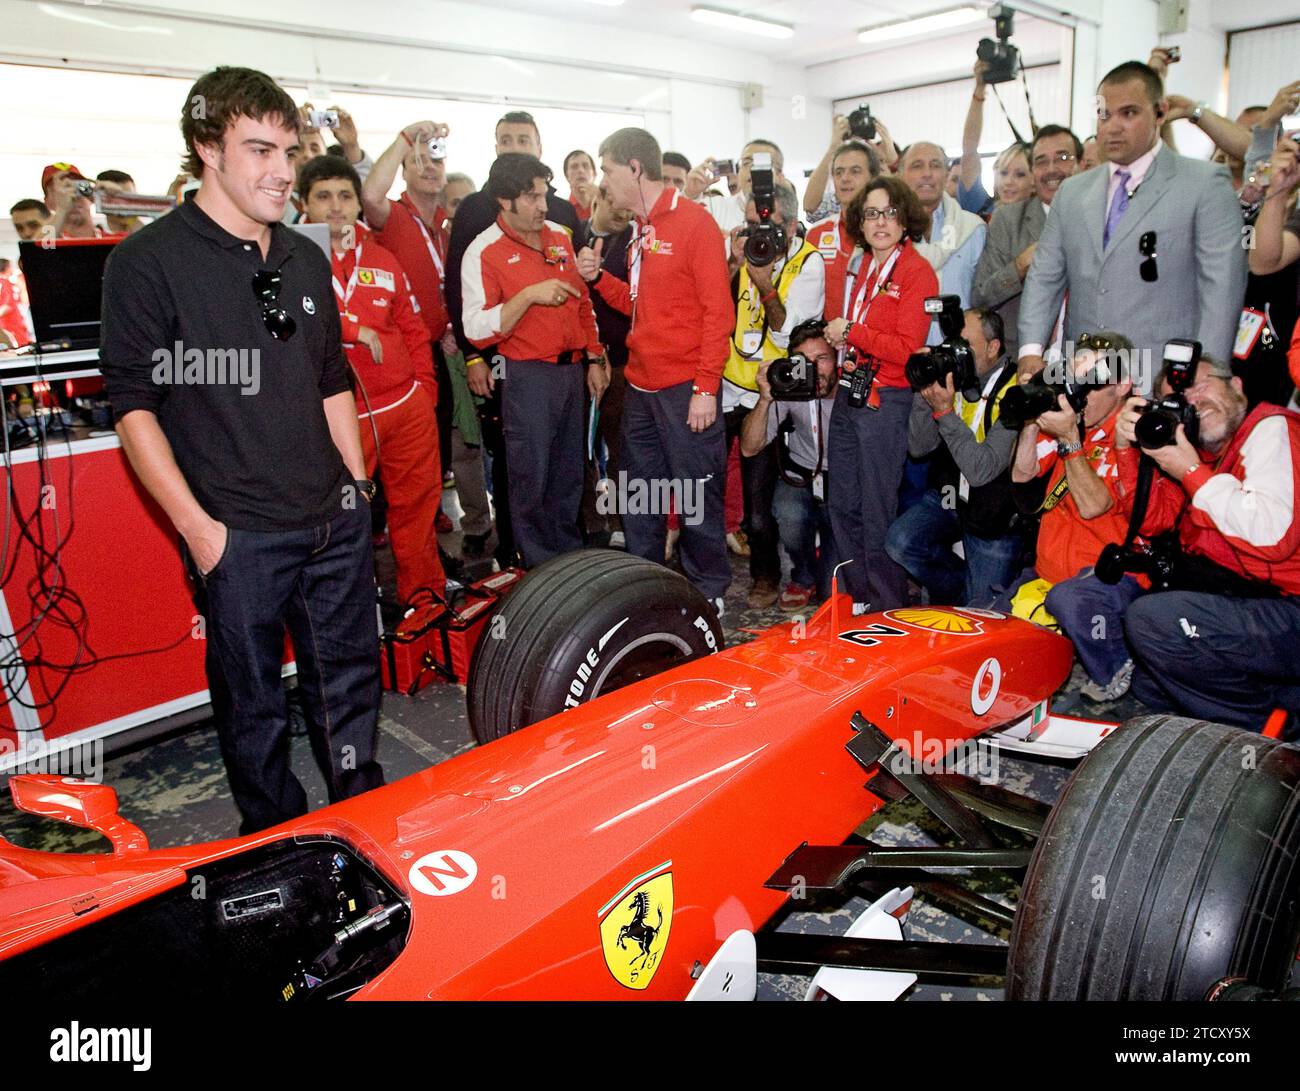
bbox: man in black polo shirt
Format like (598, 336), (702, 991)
(444, 111), (580, 567)
(99, 66), (383, 834)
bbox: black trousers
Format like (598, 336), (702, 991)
(186, 501), (383, 835)
(501, 357), (585, 567)
(433, 342), (453, 474)
(723, 404), (781, 584)
(477, 381), (516, 567)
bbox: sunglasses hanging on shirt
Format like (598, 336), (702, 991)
(252, 268), (297, 341)
(1139, 231), (1158, 283)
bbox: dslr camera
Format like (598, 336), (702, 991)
(976, 4), (1021, 85)
(766, 352), (821, 401)
(999, 352), (1112, 429)
(1134, 339), (1201, 449)
(905, 296), (976, 394)
(737, 152), (787, 267)
(846, 104), (876, 142)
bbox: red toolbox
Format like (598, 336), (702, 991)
(380, 568), (525, 695)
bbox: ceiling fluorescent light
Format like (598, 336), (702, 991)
(857, 6), (984, 46)
(691, 6), (795, 40)
(577, 0), (626, 6)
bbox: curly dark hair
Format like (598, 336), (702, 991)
(180, 67), (298, 178)
(844, 175), (930, 251)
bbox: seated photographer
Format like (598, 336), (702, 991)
(998, 332), (1135, 621)
(723, 177), (826, 609)
(824, 175), (939, 614)
(739, 319), (840, 611)
(1104, 355), (1300, 732)
(885, 306), (1023, 607)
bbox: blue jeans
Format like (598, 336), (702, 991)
(771, 477), (839, 599)
(1045, 569), (1144, 684)
(884, 488), (1024, 608)
(190, 500), (383, 834)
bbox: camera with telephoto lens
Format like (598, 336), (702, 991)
(767, 353), (820, 401)
(737, 152), (787, 267)
(999, 356), (1109, 429)
(905, 296), (977, 394)
(976, 4), (1021, 85)
(847, 104), (876, 142)
(1095, 534), (1178, 588)
(1133, 339), (1201, 450)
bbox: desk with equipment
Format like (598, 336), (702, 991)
(2, 237), (232, 770)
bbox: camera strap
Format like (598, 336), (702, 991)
(1121, 452), (1158, 553)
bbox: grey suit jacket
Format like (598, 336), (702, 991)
(972, 197), (1047, 357)
(1017, 145), (1246, 394)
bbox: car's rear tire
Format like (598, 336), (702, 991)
(466, 549), (724, 745)
(1007, 714), (1300, 1000)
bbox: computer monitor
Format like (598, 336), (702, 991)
(18, 236), (119, 352)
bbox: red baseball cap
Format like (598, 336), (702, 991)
(41, 162), (86, 191)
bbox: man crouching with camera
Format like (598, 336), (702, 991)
(739, 319), (839, 611)
(885, 302), (1024, 607)
(1103, 353), (1300, 735)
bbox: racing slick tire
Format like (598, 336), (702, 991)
(1007, 714), (1300, 1000)
(467, 549), (725, 745)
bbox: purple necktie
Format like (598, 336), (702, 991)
(1103, 169), (1131, 248)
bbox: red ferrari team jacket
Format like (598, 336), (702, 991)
(374, 193), (450, 341)
(328, 228), (436, 414)
(808, 213), (854, 323)
(1117, 403), (1300, 594)
(590, 186), (732, 395)
(842, 238), (938, 389)
(460, 216), (600, 361)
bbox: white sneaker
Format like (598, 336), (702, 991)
(851, 602), (871, 616)
(1079, 659), (1134, 702)
(711, 596), (726, 620)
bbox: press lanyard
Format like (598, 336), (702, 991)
(847, 245), (902, 328)
(627, 188), (678, 328)
(404, 195), (445, 280)
(332, 243), (362, 307)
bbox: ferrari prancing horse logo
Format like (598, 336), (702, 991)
(599, 861), (673, 990)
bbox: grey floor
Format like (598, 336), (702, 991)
(2, 481), (1130, 1001)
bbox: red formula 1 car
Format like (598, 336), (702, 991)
(1, 551), (1297, 1001)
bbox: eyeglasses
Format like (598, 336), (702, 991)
(1032, 151), (1078, 169)
(862, 207), (900, 221)
(1139, 231), (1158, 283)
(252, 268), (296, 341)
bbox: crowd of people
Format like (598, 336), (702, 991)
(4, 51), (1299, 830)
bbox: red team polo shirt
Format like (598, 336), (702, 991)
(460, 216), (601, 362)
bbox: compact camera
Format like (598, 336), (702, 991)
(307, 109), (340, 130)
(846, 104), (876, 142)
(976, 4), (1021, 85)
(428, 136), (448, 161)
(1134, 339), (1201, 450)
(905, 296), (977, 394)
(737, 151), (786, 267)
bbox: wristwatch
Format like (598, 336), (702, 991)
(1056, 439), (1082, 457)
(1190, 101), (1207, 124)
(355, 478), (377, 503)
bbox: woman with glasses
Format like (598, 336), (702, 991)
(822, 176), (939, 613)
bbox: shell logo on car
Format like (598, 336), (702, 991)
(885, 608), (987, 635)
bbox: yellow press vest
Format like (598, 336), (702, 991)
(723, 239), (819, 392)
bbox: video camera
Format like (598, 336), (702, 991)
(737, 152), (787, 267)
(1134, 339), (1201, 450)
(846, 104), (876, 142)
(976, 4), (1021, 85)
(905, 296), (977, 394)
